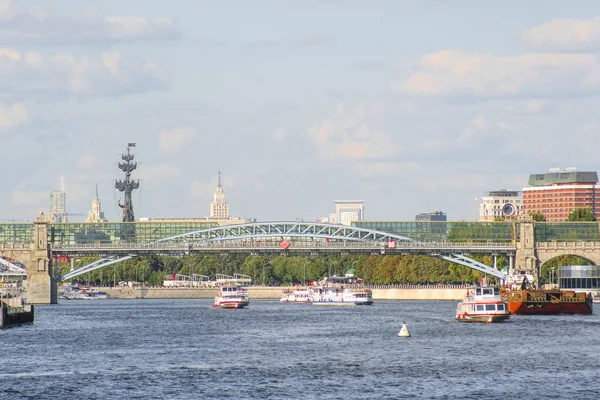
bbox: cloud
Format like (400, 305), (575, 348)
(159, 127), (197, 153)
(0, 2), (181, 44)
(11, 184), (47, 206)
(458, 115), (488, 144)
(0, 48), (167, 97)
(245, 33), (333, 48)
(140, 164), (182, 182)
(0, 102), (29, 132)
(308, 101), (400, 161)
(394, 50), (600, 98)
(272, 128), (286, 142)
(189, 180), (213, 200)
(523, 16), (600, 52)
(581, 123), (599, 131)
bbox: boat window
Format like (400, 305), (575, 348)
(482, 288), (493, 295)
(485, 304), (495, 311)
(494, 288), (499, 295)
(475, 288), (482, 295)
(497, 304), (505, 311)
(476, 305), (484, 311)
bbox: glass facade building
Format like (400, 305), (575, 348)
(558, 265), (600, 293)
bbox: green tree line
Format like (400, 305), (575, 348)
(57, 254), (509, 286)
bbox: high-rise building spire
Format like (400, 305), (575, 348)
(86, 184), (108, 223)
(210, 171), (229, 219)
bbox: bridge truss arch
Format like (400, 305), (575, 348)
(59, 221), (508, 281)
(154, 221), (414, 244)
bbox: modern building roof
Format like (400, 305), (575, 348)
(486, 189), (520, 197)
(527, 171), (598, 187)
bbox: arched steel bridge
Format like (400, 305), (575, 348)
(58, 221), (511, 281)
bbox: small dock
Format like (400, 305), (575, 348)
(1, 298), (34, 329)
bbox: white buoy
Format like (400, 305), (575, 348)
(398, 322), (411, 337)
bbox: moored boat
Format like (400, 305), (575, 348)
(280, 288), (311, 303)
(500, 288), (593, 315)
(456, 286), (510, 323)
(213, 285), (249, 309)
(309, 275), (373, 306)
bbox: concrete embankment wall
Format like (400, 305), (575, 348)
(100, 286), (464, 301)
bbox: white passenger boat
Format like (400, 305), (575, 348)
(213, 285), (249, 309)
(280, 288), (311, 303)
(61, 286), (108, 300)
(456, 286), (510, 323)
(309, 275), (373, 306)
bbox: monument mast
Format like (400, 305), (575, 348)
(115, 143), (140, 222)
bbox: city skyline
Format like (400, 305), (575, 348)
(2, 1), (600, 222)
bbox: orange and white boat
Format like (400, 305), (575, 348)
(456, 286), (510, 323)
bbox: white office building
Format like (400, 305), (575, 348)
(479, 190), (523, 221)
(334, 200), (365, 226)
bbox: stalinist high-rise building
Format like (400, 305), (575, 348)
(210, 171), (229, 219)
(86, 185), (108, 223)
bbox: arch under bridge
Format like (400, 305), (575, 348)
(59, 221), (510, 281)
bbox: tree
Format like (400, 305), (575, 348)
(529, 212), (546, 222)
(567, 208), (596, 221)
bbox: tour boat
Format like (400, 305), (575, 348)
(456, 286), (510, 323)
(280, 288), (311, 303)
(213, 285), (249, 309)
(309, 275), (373, 306)
(61, 286), (108, 300)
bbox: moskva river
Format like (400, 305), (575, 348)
(2, 299), (599, 399)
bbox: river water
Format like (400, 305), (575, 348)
(2, 299), (599, 399)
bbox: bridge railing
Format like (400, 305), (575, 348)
(52, 240), (515, 250)
(537, 241), (600, 248)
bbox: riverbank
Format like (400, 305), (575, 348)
(95, 286), (466, 301)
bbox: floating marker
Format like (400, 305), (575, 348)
(398, 322), (411, 337)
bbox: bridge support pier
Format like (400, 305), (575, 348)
(24, 214), (57, 305)
(515, 220), (539, 286)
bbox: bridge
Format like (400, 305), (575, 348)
(4, 217), (600, 303)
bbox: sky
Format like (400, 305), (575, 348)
(2, 0), (600, 222)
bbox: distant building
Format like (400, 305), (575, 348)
(49, 176), (67, 223)
(415, 211), (447, 222)
(334, 200), (365, 226)
(85, 185), (108, 223)
(210, 171), (229, 219)
(479, 190), (523, 221)
(522, 168), (600, 221)
(150, 172), (251, 226)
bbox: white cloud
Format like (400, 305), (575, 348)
(272, 128), (286, 142)
(308, 101), (397, 160)
(77, 153), (96, 168)
(0, 3), (181, 44)
(11, 184), (47, 206)
(581, 123), (599, 131)
(395, 50), (600, 98)
(0, 48), (166, 97)
(459, 115), (488, 144)
(189, 180), (214, 200)
(159, 127), (197, 153)
(0, 103), (29, 132)
(523, 16), (600, 52)
(140, 164), (182, 182)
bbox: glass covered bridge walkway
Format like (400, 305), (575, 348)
(4, 220), (599, 281)
(45, 221), (516, 281)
